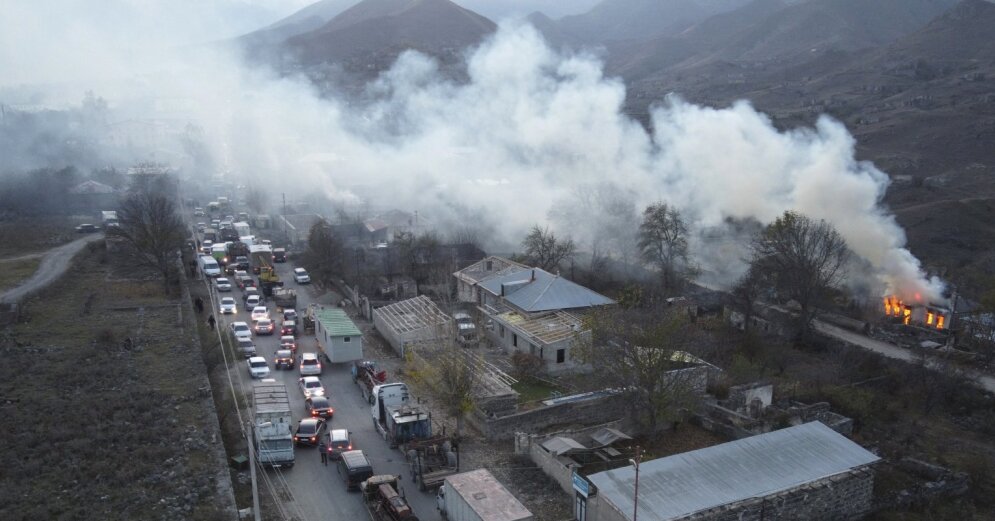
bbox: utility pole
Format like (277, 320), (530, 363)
(629, 446), (642, 521)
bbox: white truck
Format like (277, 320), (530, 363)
(437, 469), (533, 521)
(371, 383), (433, 449)
(233, 221), (251, 239)
(101, 210), (119, 228)
(198, 255), (221, 277)
(252, 382), (295, 468)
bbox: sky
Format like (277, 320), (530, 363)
(0, 0), (945, 302)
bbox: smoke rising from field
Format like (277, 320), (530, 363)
(0, 6), (942, 301)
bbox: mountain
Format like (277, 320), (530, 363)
(283, 0), (496, 75)
(239, 0), (360, 50)
(557, 0), (750, 43)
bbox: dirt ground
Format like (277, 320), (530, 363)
(0, 242), (234, 520)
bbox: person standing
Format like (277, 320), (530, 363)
(318, 441), (328, 465)
(207, 314), (216, 330)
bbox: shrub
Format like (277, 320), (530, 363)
(510, 351), (543, 380)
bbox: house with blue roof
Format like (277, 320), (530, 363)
(453, 256), (616, 374)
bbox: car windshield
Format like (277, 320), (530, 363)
(222, 298), (234, 304)
(218, 278), (229, 283)
(250, 360), (266, 368)
(259, 439), (292, 451)
(257, 319), (271, 326)
(302, 358), (318, 366)
(239, 340), (253, 348)
(305, 381), (321, 389)
(310, 398), (329, 408)
(276, 350), (291, 358)
(298, 422), (318, 434)
(234, 325), (249, 332)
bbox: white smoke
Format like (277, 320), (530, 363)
(0, 8), (942, 302)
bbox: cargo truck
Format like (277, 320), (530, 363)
(101, 210), (119, 228)
(437, 469), (532, 521)
(371, 383), (433, 449)
(361, 475), (419, 521)
(252, 382), (295, 468)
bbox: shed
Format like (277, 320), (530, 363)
(372, 295), (451, 356)
(314, 308), (363, 363)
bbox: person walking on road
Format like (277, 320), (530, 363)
(318, 441), (328, 465)
(207, 314), (216, 330)
(194, 297), (204, 314)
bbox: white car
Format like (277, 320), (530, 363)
(299, 376), (325, 398)
(219, 297), (237, 314)
(250, 305), (270, 322)
(293, 268), (311, 284)
(245, 294), (262, 308)
(215, 277), (232, 292)
(247, 357), (270, 379)
(299, 352), (322, 376)
(230, 321), (252, 340)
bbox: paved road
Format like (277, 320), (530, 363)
(0, 233), (104, 304)
(211, 259), (445, 521)
(814, 320), (995, 393)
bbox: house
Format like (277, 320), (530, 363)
(279, 213), (325, 247)
(579, 422), (879, 521)
(454, 257), (615, 374)
(362, 209), (428, 245)
(69, 180), (118, 212)
(372, 295), (452, 356)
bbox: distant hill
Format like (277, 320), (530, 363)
(557, 0), (750, 43)
(239, 0), (360, 51)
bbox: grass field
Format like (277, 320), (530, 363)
(0, 243), (234, 520)
(0, 257), (41, 293)
(0, 218), (77, 258)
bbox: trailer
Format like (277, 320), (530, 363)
(352, 360), (388, 404)
(360, 475), (419, 521)
(406, 436), (459, 491)
(272, 288), (297, 309)
(314, 307), (363, 363)
(252, 382), (295, 468)
(437, 469), (532, 521)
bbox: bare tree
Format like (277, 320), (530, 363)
(520, 225), (575, 272)
(573, 307), (706, 434)
(301, 219), (343, 284)
(243, 187), (267, 215)
(434, 343), (480, 439)
(731, 265), (765, 333)
(638, 202), (695, 292)
(749, 211), (849, 337)
(110, 192), (186, 292)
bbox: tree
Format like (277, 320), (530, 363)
(301, 219), (343, 284)
(521, 225), (575, 272)
(110, 192), (186, 292)
(434, 343), (481, 439)
(749, 211), (849, 337)
(574, 308), (706, 434)
(638, 202), (694, 292)
(731, 265), (765, 333)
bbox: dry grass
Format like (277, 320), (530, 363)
(0, 218), (77, 258)
(0, 257), (41, 293)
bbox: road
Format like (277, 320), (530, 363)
(813, 320), (995, 393)
(211, 259), (445, 521)
(0, 233), (104, 304)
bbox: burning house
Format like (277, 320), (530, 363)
(883, 295), (952, 331)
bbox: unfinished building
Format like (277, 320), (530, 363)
(372, 295), (451, 356)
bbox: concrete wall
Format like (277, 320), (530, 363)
(372, 310), (446, 357)
(469, 394), (628, 441)
(519, 421), (626, 496)
(485, 316), (589, 375)
(590, 467), (876, 521)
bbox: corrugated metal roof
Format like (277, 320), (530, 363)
(314, 308), (362, 337)
(541, 436), (587, 456)
(587, 422), (880, 521)
(446, 469), (532, 521)
(479, 268), (615, 312)
(589, 427), (632, 448)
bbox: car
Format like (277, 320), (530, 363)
(234, 255), (250, 270)
(230, 321), (251, 340)
(211, 219), (220, 228)
(236, 275), (255, 289)
(324, 429), (353, 460)
(219, 297), (237, 314)
(236, 338), (256, 358)
(250, 306), (270, 322)
(254, 318), (275, 335)
(282, 309), (298, 322)
(194, 207), (205, 216)
(293, 268), (311, 284)
(299, 352), (322, 376)
(247, 356), (270, 379)
(299, 376), (325, 398)
(305, 396), (334, 419)
(215, 277), (232, 292)
(280, 335), (297, 353)
(294, 418), (327, 446)
(196, 222), (206, 232)
(244, 292), (261, 307)
(76, 223), (98, 233)
(274, 349), (295, 369)
(280, 320), (298, 337)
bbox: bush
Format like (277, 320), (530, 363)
(510, 352), (543, 380)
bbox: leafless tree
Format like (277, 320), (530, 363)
(109, 192), (186, 292)
(749, 211), (849, 337)
(638, 202), (695, 292)
(520, 225), (575, 272)
(301, 219), (343, 284)
(731, 265), (765, 333)
(573, 307), (707, 434)
(243, 187), (267, 215)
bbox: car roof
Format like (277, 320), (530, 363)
(301, 352), (318, 360)
(253, 306), (267, 311)
(280, 336), (295, 342)
(308, 396), (329, 405)
(294, 268), (306, 273)
(238, 338), (254, 346)
(248, 356), (265, 362)
(302, 376), (320, 383)
(330, 428), (349, 440)
(299, 417), (321, 426)
(232, 321), (249, 327)
(275, 349), (292, 356)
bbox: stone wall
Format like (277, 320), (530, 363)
(518, 421), (626, 496)
(469, 393), (628, 441)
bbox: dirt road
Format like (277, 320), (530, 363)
(0, 233), (104, 304)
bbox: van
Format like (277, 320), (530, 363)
(199, 255), (221, 277)
(339, 450), (373, 490)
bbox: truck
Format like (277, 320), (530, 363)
(249, 244), (273, 275)
(207, 201), (220, 214)
(406, 435), (459, 491)
(272, 287), (297, 309)
(226, 241), (251, 272)
(217, 196), (230, 210)
(211, 242), (229, 265)
(273, 247), (287, 263)
(220, 226), (239, 242)
(361, 475), (419, 521)
(233, 221), (251, 239)
(371, 383), (433, 449)
(252, 382), (295, 468)
(101, 210), (119, 228)
(353, 360), (388, 404)
(202, 227), (218, 243)
(437, 469), (532, 521)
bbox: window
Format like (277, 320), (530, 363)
(512, 334), (518, 348)
(343, 337), (351, 343)
(557, 349), (565, 363)
(574, 494), (587, 521)
(499, 325), (505, 338)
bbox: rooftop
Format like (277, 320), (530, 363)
(479, 267), (615, 313)
(374, 295), (451, 334)
(445, 469), (532, 521)
(314, 308), (362, 337)
(454, 256), (529, 285)
(70, 180), (117, 195)
(587, 422), (880, 521)
(493, 310), (583, 345)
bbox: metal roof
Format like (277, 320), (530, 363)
(445, 469), (532, 521)
(587, 422), (880, 521)
(479, 268), (615, 312)
(541, 436), (587, 456)
(314, 308), (362, 337)
(589, 427), (632, 448)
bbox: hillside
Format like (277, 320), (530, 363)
(557, 0), (749, 43)
(239, 0), (359, 52)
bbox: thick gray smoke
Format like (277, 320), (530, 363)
(0, 6), (942, 302)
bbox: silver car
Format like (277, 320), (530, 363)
(219, 297), (237, 314)
(247, 357), (270, 379)
(215, 277), (232, 292)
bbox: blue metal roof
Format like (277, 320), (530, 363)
(478, 268), (614, 312)
(587, 422), (879, 521)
